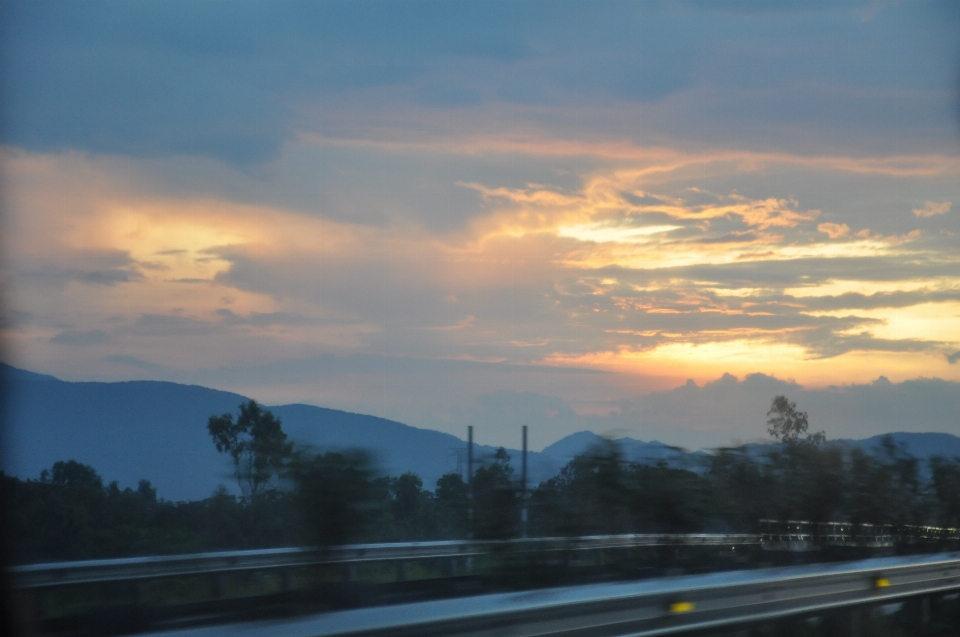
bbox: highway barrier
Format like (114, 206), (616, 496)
(138, 552), (960, 637)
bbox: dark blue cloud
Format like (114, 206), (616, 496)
(0, 0), (541, 162)
(1, 0), (293, 162)
(1, 1), (957, 162)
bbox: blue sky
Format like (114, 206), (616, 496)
(2, 1), (960, 448)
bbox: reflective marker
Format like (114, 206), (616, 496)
(669, 601), (695, 613)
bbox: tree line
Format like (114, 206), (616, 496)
(5, 396), (960, 564)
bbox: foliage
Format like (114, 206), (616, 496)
(289, 450), (382, 547)
(434, 472), (469, 538)
(766, 395), (825, 445)
(8, 432), (960, 564)
(531, 440), (631, 536)
(207, 400), (294, 497)
(40, 460), (104, 489)
(471, 447), (521, 539)
(930, 456), (960, 528)
(531, 440), (723, 536)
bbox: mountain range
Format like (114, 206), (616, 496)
(3, 364), (959, 502)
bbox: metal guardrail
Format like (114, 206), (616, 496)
(10, 534), (761, 589)
(15, 522), (960, 589)
(142, 552), (960, 637)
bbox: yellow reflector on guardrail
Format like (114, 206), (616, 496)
(669, 601), (695, 613)
(873, 577), (890, 588)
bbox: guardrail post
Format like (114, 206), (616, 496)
(396, 561), (407, 582)
(921, 596), (931, 624)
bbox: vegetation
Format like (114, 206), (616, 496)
(5, 397), (960, 564)
(207, 400), (293, 497)
(766, 394), (826, 445)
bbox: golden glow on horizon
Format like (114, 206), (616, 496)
(808, 302), (960, 344)
(544, 344), (960, 387)
(3, 145), (958, 389)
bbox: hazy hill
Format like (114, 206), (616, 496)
(4, 364), (959, 501)
(842, 432), (960, 461)
(1, 364), (555, 500)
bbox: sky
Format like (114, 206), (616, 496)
(2, 0), (960, 450)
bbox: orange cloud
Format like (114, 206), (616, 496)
(913, 201), (951, 217)
(817, 222), (851, 239)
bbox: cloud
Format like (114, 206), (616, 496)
(800, 289), (960, 312)
(214, 308), (357, 328)
(2, 1), (959, 457)
(104, 355), (164, 370)
(623, 373), (960, 447)
(817, 222), (851, 239)
(456, 390), (579, 434)
(4, 1), (959, 164)
(116, 314), (222, 338)
(913, 201), (952, 218)
(440, 372), (960, 450)
(5, 145), (958, 395)
(16, 250), (144, 288)
(948, 351), (960, 365)
(50, 329), (110, 346)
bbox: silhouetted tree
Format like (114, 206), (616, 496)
(472, 447), (520, 539)
(207, 401), (293, 497)
(532, 440), (630, 536)
(435, 472), (469, 538)
(772, 443), (845, 523)
(709, 447), (769, 531)
(631, 462), (721, 533)
(390, 472), (437, 540)
(767, 395), (825, 445)
(41, 460), (103, 489)
(930, 456), (960, 528)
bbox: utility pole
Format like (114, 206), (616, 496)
(521, 425), (528, 537)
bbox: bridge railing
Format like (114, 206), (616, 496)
(759, 520), (960, 551)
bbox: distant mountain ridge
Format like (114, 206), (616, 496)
(3, 364), (959, 501)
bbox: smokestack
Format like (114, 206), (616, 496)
(467, 426), (474, 535)
(521, 425), (528, 537)
(467, 425), (473, 490)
